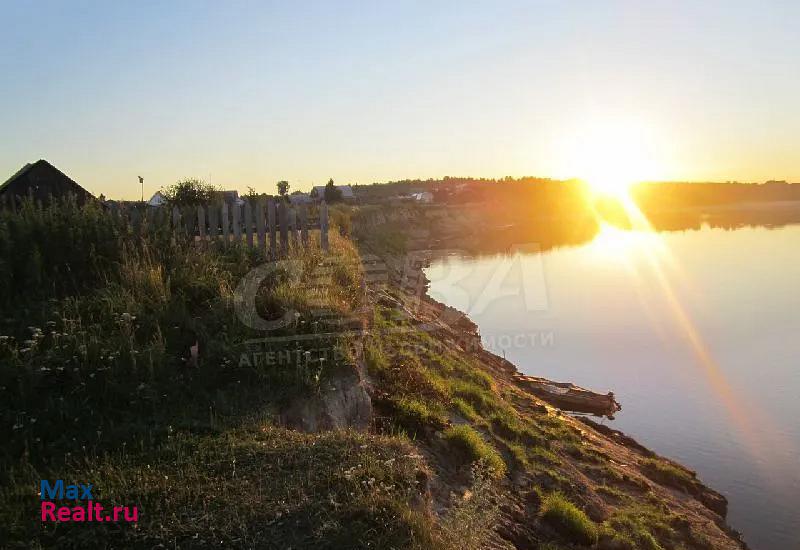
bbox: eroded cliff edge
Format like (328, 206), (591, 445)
(344, 204), (749, 549)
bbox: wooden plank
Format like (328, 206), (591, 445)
(267, 199), (277, 258)
(221, 202), (230, 247)
(197, 205), (206, 244)
(299, 204), (309, 247)
(244, 201), (254, 248)
(320, 201), (329, 252)
(256, 199), (267, 256)
(183, 206), (195, 239)
(208, 203), (219, 241)
(278, 201), (288, 257)
(288, 208), (297, 246)
(232, 202), (242, 244)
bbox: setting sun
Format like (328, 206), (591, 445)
(561, 118), (667, 198)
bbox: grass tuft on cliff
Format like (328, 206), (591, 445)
(639, 458), (704, 496)
(539, 492), (599, 546)
(441, 425), (506, 478)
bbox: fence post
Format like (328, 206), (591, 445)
(299, 204), (309, 247)
(221, 202), (230, 247)
(256, 199), (267, 257)
(267, 199), (277, 259)
(232, 202), (242, 244)
(320, 201), (329, 252)
(197, 205), (206, 245)
(289, 207), (297, 246)
(188, 206), (199, 240)
(208, 202), (219, 242)
(278, 201), (288, 257)
(244, 201), (254, 248)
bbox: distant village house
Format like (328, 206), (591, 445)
(215, 190), (245, 206)
(289, 192), (313, 205)
(310, 184), (355, 201)
(147, 191), (167, 207)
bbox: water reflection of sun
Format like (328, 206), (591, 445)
(586, 193), (787, 472)
(589, 223), (660, 261)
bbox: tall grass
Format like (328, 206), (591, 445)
(0, 196), (127, 302)
(0, 199), (365, 469)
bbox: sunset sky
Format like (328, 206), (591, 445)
(2, 1), (799, 198)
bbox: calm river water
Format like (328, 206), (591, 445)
(425, 221), (800, 550)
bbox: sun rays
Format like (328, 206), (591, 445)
(587, 190), (797, 473)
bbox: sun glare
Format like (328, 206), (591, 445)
(561, 118), (665, 198)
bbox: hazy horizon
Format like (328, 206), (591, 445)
(2, 1), (799, 198)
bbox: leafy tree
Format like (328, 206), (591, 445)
(324, 178), (342, 203)
(245, 186), (263, 201)
(277, 180), (290, 196)
(162, 178), (216, 206)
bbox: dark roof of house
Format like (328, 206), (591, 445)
(310, 184), (355, 199)
(0, 160), (94, 203)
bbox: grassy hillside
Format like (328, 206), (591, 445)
(0, 199), (746, 549)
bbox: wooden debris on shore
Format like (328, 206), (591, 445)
(513, 374), (621, 418)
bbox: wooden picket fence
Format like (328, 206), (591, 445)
(108, 199), (330, 259)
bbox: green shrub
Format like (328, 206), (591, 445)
(539, 492), (599, 545)
(442, 425), (506, 477)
